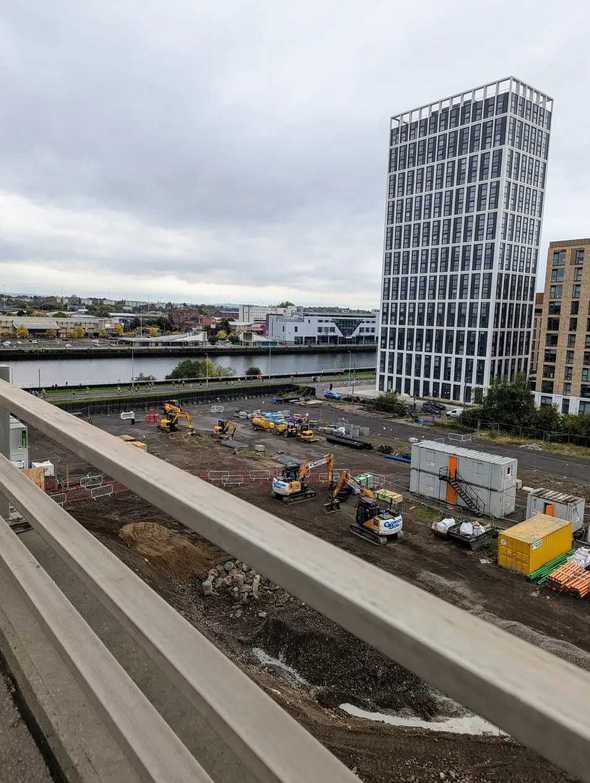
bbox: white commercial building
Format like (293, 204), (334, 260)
(378, 77), (553, 403)
(238, 304), (297, 323)
(268, 310), (377, 345)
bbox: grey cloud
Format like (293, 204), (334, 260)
(0, 1), (589, 304)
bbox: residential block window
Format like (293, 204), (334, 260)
(576, 248), (585, 264)
(552, 250), (565, 267)
(549, 285), (562, 299)
(550, 269), (564, 282)
(570, 317), (578, 331)
(564, 366), (573, 381)
(574, 268), (583, 282)
(572, 284), (582, 299)
(571, 301), (579, 315)
(568, 334), (577, 347)
(564, 383), (572, 396)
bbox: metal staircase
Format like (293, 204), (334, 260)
(439, 468), (484, 515)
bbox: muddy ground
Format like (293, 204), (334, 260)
(25, 396), (590, 783)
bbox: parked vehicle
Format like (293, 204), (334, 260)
(446, 408), (464, 418)
(422, 402), (444, 415)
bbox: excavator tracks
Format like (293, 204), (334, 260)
(349, 525), (390, 546)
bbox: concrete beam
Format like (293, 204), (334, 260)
(1, 383), (590, 781)
(0, 367), (10, 519)
(0, 454), (357, 783)
(0, 516), (213, 783)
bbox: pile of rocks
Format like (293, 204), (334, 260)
(201, 559), (264, 604)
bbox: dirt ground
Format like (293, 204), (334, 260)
(26, 396), (590, 783)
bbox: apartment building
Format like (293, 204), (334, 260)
(534, 240), (590, 414)
(529, 292), (544, 389)
(267, 309), (377, 345)
(238, 304), (297, 323)
(378, 77), (553, 403)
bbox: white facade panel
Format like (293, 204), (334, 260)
(377, 77), (553, 404)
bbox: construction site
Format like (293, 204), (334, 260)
(13, 390), (590, 783)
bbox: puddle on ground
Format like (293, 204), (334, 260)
(340, 703), (506, 736)
(252, 647), (310, 686)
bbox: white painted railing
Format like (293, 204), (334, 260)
(0, 377), (589, 782)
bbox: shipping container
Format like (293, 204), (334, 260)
(526, 489), (585, 533)
(410, 441), (517, 516)
(497, 514), (572, 576)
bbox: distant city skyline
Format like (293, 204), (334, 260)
(1, 2), (588, 307)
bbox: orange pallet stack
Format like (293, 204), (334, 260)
(547, 562), (590, 598)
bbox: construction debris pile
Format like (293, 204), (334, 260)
(201, 559), (268, 605)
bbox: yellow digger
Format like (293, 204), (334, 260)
(271, 453), (334, 504)
(296, 422), (316, 442)
(325, 471), (403, 545)
(158, 400), (193, 433)
(212, 419), (237, 439)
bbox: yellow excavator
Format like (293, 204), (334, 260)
(272, 419), (315, 441)
(271, 453), (334, 504)
(212, 419), (237, 439)
(296, 422), (316, 442)
(273, 421), (297, 437)
(325, 471), (403, 546)
(158, 400), (193, 433)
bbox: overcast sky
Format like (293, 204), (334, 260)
(1, 1), (588, 307)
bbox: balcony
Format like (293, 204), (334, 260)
(0, 375), (589, 782)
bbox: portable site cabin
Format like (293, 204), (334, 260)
(497, 514), (573, 576)
(525, 489), (585, 534)
(10, 416), (29, 469)
(410, 440), (517, 517)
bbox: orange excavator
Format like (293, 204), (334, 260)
(271, 454), (334, 504)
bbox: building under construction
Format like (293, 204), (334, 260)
(410, 440), (518, 517)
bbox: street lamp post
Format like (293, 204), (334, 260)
(345, 336), (354, 394)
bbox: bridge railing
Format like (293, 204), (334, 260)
(0, 377), (590, 782)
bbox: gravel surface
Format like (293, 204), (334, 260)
(0, 670), (52, 783)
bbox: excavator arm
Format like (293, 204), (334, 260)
(325, 471), (374, 511)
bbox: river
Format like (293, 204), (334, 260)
(5, 351), (375, 388)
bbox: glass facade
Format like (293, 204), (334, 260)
(378, 77), (553, 403)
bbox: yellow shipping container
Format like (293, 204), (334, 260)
(497, 513), (572, 575)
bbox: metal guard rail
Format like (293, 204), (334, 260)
(0, 379), (589, 782)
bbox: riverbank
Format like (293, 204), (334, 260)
(35, 369), (376, 413)
(0, 343), (377, 361)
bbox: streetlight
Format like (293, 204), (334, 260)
(345, 336), (354, 393)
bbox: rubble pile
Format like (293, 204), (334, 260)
(202, 559), (269, 605)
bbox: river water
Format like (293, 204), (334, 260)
(5, 351), (375, 388)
